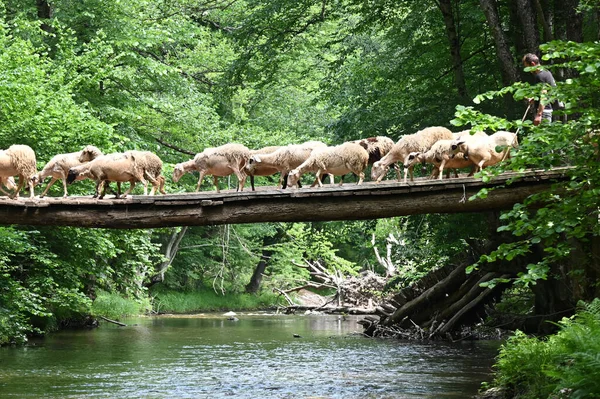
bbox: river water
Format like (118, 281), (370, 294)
(0, 313), (500, 398)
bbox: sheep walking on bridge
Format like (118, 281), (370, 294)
(287, 142), (369, 188)
(66, 153), (147, 199)
(125, 150), (166, 195)
(172, 143), (250, 193)
(246, 141), (327, 189)
(31, 145), (103, 198)
(371, 126), (454, 184)
(0, 145), (37, 199)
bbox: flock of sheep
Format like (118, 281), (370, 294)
(0, 126), (518, 200)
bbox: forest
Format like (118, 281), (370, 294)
(0, 0), (600, 396)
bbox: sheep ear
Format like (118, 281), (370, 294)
(254, 155), (261, 162)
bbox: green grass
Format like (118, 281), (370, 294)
(150, 288), (283, 314)
(91, 290), (152, 320)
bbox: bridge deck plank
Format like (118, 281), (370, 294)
(0, 168), (569, 228)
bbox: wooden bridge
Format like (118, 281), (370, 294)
(0, 169), (567, 229)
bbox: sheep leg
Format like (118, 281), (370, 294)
(153, 176), (166, 195)
(0, 186), (11, 197)
(249, 174), (255, 191)
(37, 177), (58, 198)
(143, 171), (159, 196)
(315, 171), (324, 187)
(9, 176), (25, 199)
(438, 159), (446, 180)
(235, 170), (246, 192)
(196, 171), (205, 192)
(27, 179), (35, 199)
(357, 172), (365, 185)
(122, 180), (136, 197)
(392, 164), (401, 181)
(95, 180), (105, 199)
(403, 165), (414, 183)
(213, 176), (220, 193)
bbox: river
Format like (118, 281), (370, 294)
(0, 313), (500, 398)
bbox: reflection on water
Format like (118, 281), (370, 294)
(0, 313), (499, 398)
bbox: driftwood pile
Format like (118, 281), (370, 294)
(359, 263), (511, 339)
(275, 261), (389, 314)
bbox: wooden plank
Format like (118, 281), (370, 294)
(0, 168), (569, 228)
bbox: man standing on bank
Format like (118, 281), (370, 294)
(522, 53), (557, 125)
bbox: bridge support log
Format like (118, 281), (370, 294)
(0, 169), (568, 228)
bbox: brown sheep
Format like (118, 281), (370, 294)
(66, 153), (147, 199)
(242, 146), (283, 191)
(0, 145), (37, 199)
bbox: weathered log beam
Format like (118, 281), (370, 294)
(0, 168), (568, 229)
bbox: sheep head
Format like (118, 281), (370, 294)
(66, 166), (90, 184)
(30, 172), (44, 186)
(172, 164), (185, 183)
(370, 161), (389, 181)
(79, 145), (103, 163)
(403, 152), (422, 169)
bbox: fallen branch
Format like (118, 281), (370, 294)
(99, 315), (127, 327)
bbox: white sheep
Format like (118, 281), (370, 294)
(242, 145), (283, 191)
(67, 152), (147, 199)
(450, 131), (519, 173)
(125, 150), (166, 195)
(403, 140), (475, 180)
(172, 143), (250, 193)
(246, 141), (327, 188)
(371, 126), (454, 183)
(287, 142), (369, 188)
(0, 145), (37, 199)
(32, 145), (103, 198)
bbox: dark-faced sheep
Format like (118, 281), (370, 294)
(371, 126), (454, 183)
(287, 142), (369, 188)
(243, 145), (283, 191)
(66, 153), (147, 199)
(32, 145), (103, 198)
(172, 143), (250, 193)
(0, 145), (37, 199)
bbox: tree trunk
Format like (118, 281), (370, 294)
(36, 0), (53, 33)
(479, 0), (520, 86)
(436, 0), (469, 99)
(514, 0), (540, 55)
(564, 0), (583, 42)
(245, 228), (285, 293)
(146, 226), (188, 287)
(533, 0), (553, 42)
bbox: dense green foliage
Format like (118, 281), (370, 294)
(490, 300), (600, 398)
